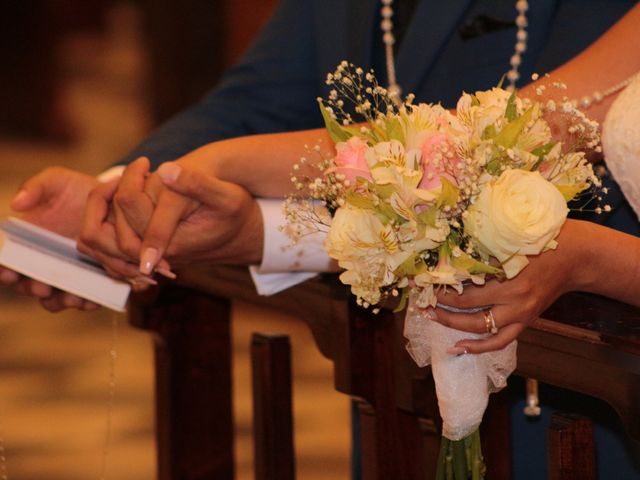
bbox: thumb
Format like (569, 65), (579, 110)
(10, 176), (45, 211)
(157, 162), (232, 207)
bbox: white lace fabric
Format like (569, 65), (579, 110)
(403, 294), (517, 441)
(602, 76), (640, 221)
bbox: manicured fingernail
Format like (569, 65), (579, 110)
(424, 307), (437, 321)
(446, 346), (469, 356)
(140, 248), (159, 275)
(11, 190), (28, 207)
(134, 276), (158, 286)
(157, 163), (181, 184)
(155, 267), (177, 279)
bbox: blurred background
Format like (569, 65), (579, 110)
(0, 1), (349, 479)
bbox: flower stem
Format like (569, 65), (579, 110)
(436, 437), (450, 480)
(452, 438), (468, 479)
(436, 429), (485, 480)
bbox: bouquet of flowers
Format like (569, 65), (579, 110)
(286, 61), (600, 479)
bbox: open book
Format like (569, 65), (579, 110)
(0, 217), (131, 312)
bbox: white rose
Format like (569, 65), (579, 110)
(464, 169), (568, 278)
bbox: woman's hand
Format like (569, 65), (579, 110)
(433, 219), (592, 354)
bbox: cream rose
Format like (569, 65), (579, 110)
(464, 169), (568, 278)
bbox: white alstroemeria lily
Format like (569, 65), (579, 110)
(367, 140), (438, 212)
(515, 114), (552, 152)
(325, 205), (413, 305)
(413, 252), (472, 308)
(400, 103), (452, 151)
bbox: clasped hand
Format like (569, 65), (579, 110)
(77, 156), (263, 287)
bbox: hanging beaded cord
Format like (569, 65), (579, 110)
(380, 0), (639, 108)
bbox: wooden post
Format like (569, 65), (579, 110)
(130, 285), (235, 480)
(251, 333), (295, 480)
(548, 413), (596, 480)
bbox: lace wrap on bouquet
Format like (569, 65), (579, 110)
(602, 76), (640, 221)
(403, 294), (517, 441)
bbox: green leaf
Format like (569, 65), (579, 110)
(494, 106), (534, 149)
(481, 124), (497, 140)
(451, 251), (502, 276)
(505, 91), (518, 121)
(393, 287), (411, 313)
(532, 141), (557, 159)
(372, 183), (397, 200)
(436, 177), (460, 209)
(556, 183), (587, 202)
(317, 99), (354, 143)
(417, 207), (438, 227)
(485, 157), (503, 175)
(395, 253), (429, 278)
(385, 116), (405, 143)
(374, 200), (404, 224)
(483, 144), (506, 175)
(345, 192), (375, 209)
(531, 141), (557, 170)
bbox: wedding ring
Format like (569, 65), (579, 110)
(484, 309), (498, 335)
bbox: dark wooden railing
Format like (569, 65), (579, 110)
(129, 266), (640, 480)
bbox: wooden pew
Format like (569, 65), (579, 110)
(129, 266), (640, 479)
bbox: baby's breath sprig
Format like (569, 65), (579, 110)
(323, 61), (407, 127)
(534, 77), (602, 154)
(283, 142), (343, 244)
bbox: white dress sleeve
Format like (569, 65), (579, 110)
(602, 76), (640, 221)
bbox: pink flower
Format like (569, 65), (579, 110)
(330, 136), (372, 184)
(418, 133), (460, 190)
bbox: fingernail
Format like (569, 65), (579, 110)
(130, 281), (150, 292)
(140, 247), (159, 275)
(155, 267), (177, 279)
(11, 190), (28, 207)
(157, 163), (181, 184)
(424, 307), (438, 321)
(0, 269), (19, 284)
(134, 276), (158, 286)
(82, 302), (100, 311)
(446, 346), (469, 356)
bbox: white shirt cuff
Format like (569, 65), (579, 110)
(249, 198), (335, 296)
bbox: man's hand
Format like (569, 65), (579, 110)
(139, 161), (263, 272)
(1, 167), (101, 311)
(77, 157), (175, 280)
(11, 167), (98, 236)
